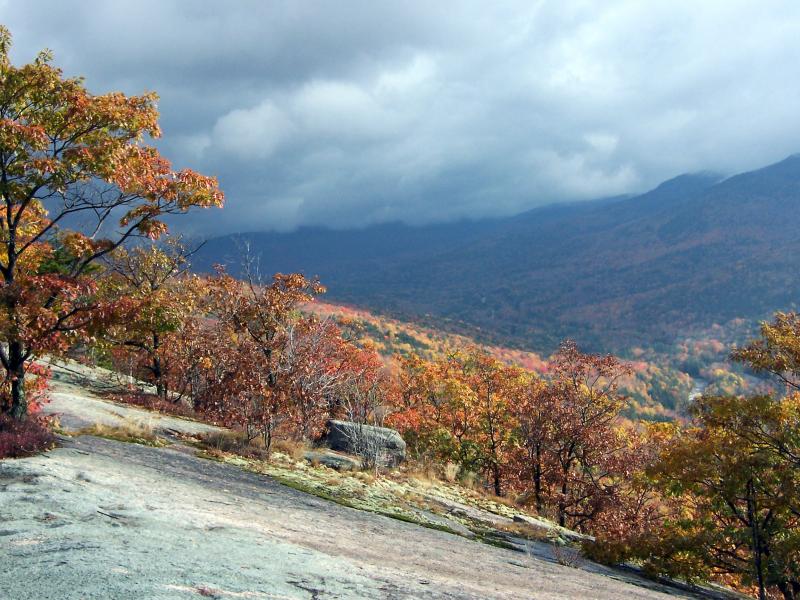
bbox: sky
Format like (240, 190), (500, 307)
(2, 1), (800, 234)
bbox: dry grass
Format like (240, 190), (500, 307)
(271, 438), (309, 461)
(78, 420), (167, 447)
(498, 521), (552, 541)
(105, 391), (197, 420)
(459, 470), (478, 489)
(197, 430), (270, 459)
(353, 471), (376, 484)
(196, 431), (312, 462)
(399, 460), (440, 487)
(443, 462), (460, 482)
(486, 492), (520, 510)
(550, 543), (584, 568)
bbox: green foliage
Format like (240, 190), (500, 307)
(643, 394), (800, 597)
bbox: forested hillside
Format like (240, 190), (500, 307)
(197, 155), (800, 352)
(307, 301), (759, 421)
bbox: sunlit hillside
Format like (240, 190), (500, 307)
(306, 301), (763, 421)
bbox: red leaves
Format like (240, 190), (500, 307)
(157, 272), (381, 451)
(0, 414), (55, 458)
(390, 341), (636, 518)
(0, 27), (223, 420)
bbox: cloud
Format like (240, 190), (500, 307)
(2, 1), (800, 233)
(212, 101), (294, 159)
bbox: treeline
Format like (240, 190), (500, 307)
(308, 302), (756, 422)
(392, 316), (800, 599)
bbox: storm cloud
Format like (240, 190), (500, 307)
(2, 1), (800, 233)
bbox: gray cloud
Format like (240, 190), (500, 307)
(2, 0), (800, 233)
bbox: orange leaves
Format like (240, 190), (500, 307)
(60, 232), (98, 259)
(111, 148), (223, 237)
(391, 340), (639, 513)
(160, 269), (381, 450)
(0, 119), (48, 151)
(137, 219), (169, 240)
(0, 27), (223, 420)
(173, 169), (224, 210)
(389, 347), (523, 493)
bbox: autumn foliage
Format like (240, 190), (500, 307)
(389, 341), (638, 529)
(106, 266), (391, 455)
(0, 27), (223, 420)
(593, 313), (800, 600)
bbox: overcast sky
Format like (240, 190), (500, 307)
(2, 1), (800, 234)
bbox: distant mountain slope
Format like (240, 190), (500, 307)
(195, 155), (800, 352)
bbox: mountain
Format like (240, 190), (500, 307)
(195, 155), (800, 352)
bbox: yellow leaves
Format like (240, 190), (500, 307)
(0, 119), (48, 151)
(731, 311), (800, 388)
(137, 219), (168, 240)
(61, 232), (95, 259)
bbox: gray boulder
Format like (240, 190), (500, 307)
(303, 450), (361, 471)
(323, 420), (406, 468)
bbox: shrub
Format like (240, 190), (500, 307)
(198, 429), (269, 459)
(0, 415), (56, 459)
(443, 461), (460, 482)
(271, 438), (309, 461)
(107, 391), (196, 419)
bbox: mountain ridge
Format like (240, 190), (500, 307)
(195, 155), (800, 353)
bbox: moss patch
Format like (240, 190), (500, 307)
(189, 439), (573, 552)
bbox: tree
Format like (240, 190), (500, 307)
(731, 311), (800, 392)
(583, 423), (677, 567)
(207, 269), (324, 391)
(164, 269), (388, 456)
(647, 394), (800, 600)
(512, 372), (553, 513)
(100, 238), (202, 399)
(390, 348), (521, 495)
(539, 340), (631, 528)
(277, 317), (359, 439)
(465, 351), (523, 496)
(0, 28), (223, 419)
(334, 338), (388, 427)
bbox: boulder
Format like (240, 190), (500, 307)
(303, 450), (360, 472)
(322, 420), (406, 468)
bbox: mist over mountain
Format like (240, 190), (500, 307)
(195, 155), (800, 352)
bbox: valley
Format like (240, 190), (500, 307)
(197, 156), (800, 355)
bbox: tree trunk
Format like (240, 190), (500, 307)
(492, 462), (502, 496)
(558, 462), (570, 527)
(778, 582), (795, 600)
(152, 333), (167, 400)
(8, 341), (27, 420)
(263, 426), (272, 456)
(746, 480), (767, 600)
(533, 443), (543, 513)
